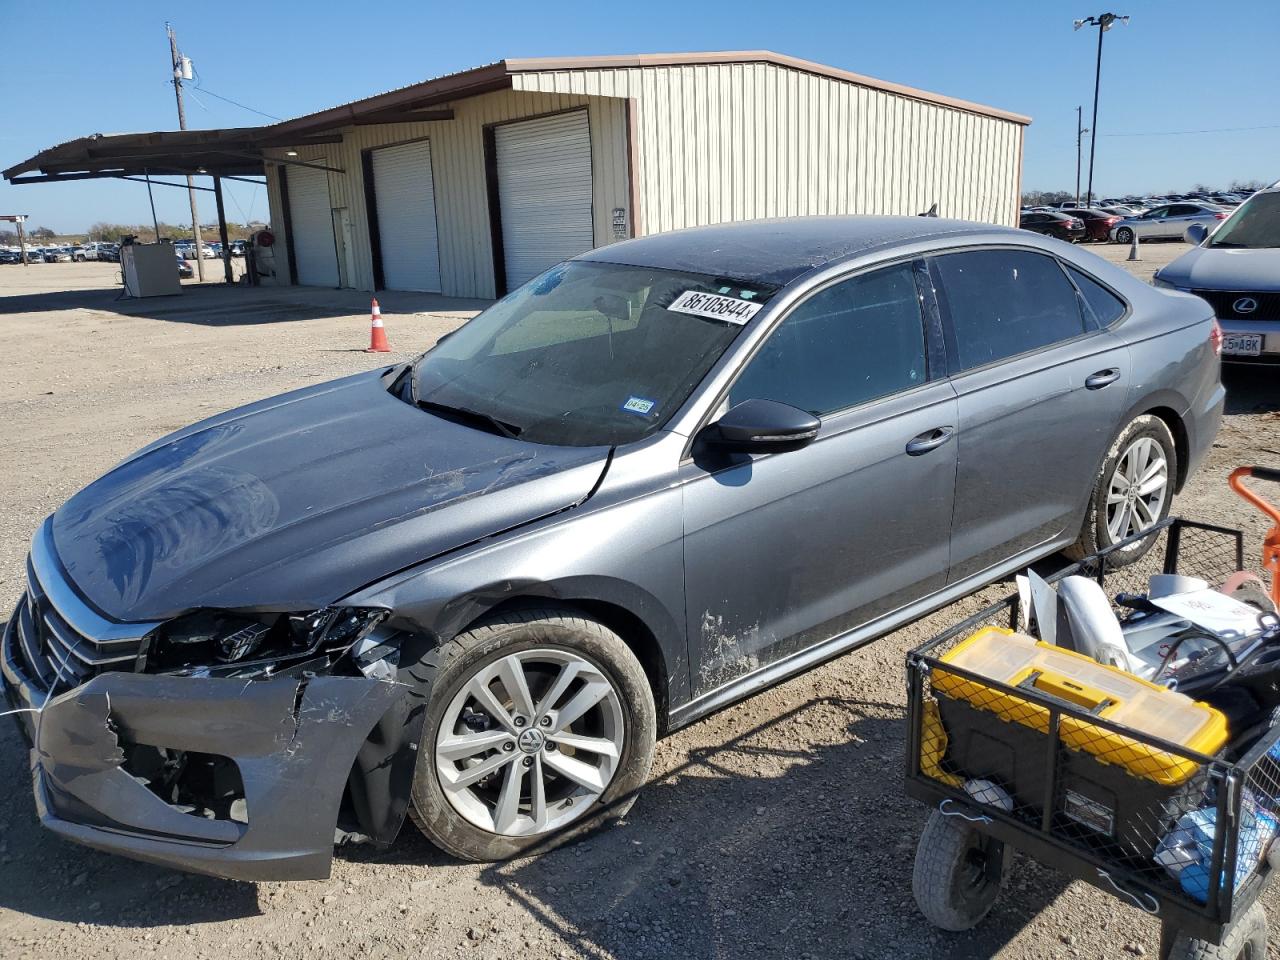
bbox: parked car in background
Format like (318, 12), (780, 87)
(229, 239), (247, 257)
(75, 241), (117, 262)
(1, 216), (1223, 880)
(0, 249), (23, 264)
(1110, 203), (1229, 243)
(1154, 180), (1280, 362)
(1061, 208), (1123, 243)
(43, 246), (73, 263)
(176, 255), (194, 279)
(1019, 210), (1086, 242)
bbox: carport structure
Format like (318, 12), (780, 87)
(6, 50), (1031, 299)
(1, 127), (336, 284)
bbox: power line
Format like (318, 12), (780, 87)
(190, 83), (282, 122)
(1101, 122), (1280, 137)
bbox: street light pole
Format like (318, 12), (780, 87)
(1075, 106), (1089, 208)
(1075, 12), (1129, 207)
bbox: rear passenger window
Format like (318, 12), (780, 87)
(729, 262), (927, 416)
(1068, 266), (1127, 327)
(933, 250), (1087, 371)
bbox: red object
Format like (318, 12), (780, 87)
(1214, 213), (1229, 220)
(365, 298), (391, 353)
(1210, 319), (1223, 356)
(1228, 466), (1280, 609)
(255, 229), (275, 248)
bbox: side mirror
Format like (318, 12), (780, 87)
(1184, 223), (1209, 246)
(701, 398), (821, 454)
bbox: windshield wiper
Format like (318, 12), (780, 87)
(416, 399), (523, 439)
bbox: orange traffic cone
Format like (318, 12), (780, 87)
(365, 298), (391, 353)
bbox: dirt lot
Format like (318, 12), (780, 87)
(1, 243), (1277, 960)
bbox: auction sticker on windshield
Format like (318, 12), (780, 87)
(668, 290), (763, 325)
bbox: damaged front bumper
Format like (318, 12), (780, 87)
(2, 612), (410, 881)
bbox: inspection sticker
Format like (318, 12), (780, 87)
(667, 290), (763, 325)
(621, 396), (656, 415)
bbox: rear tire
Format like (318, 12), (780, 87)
(912, 810), (1009, 931)
(408, 606), (656, 862)
(1115, 227), (1134, 244)
(1164, 901), (1268, 959)
(1067, 414), (1177, 565)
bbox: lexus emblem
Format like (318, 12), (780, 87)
(1234, 297), (1259, 315)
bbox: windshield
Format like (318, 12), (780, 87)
(1208, 192), (1280, 249)
(411, 260), (778, 446)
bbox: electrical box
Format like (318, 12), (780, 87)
(121, 243), (181, 298)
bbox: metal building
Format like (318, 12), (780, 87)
(256, 51), (1029, 299)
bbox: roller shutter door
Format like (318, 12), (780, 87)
(494, 111), (594, 291)
(371, 141), (442, 292)
(287, 163), (339, 287)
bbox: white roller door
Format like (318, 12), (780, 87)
(371, 140), (442, 292)
(494, 111), (594, 291)
(287, 162), (339, 287)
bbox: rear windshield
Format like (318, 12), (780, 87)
(1208, 192), (1280, 249)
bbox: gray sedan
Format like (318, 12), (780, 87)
(1110, 202), (1229, 243)
(2, 216), (1224, 880)
(1155, 181), (1280, 361)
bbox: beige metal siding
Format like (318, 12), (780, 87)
(263, 89), (629, 298)
(513, 62), (1023, 231)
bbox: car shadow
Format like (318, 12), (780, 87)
(468, 697), (1069, 960)
(1224, 365), (1280, 417)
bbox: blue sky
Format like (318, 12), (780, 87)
(2, 0), (1276, 233)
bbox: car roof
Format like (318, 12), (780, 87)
(579, 215), (1017, 286)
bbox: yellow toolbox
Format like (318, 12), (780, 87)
(931, 627), (1228, 859)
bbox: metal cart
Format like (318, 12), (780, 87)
(906, 518), (1277, 959)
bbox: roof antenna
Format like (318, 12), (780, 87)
(918, 202), (939, 218)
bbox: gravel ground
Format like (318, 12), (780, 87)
(1, 243), (1277, 960)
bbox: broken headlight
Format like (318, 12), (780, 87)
(146, 607), (389, 674)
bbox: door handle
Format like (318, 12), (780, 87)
(906, 426), (955, 456)
(1085, 368), (1121, 390)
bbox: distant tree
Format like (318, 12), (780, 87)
(1021, 189), (1075, 207)
(1229, 178), (1269, 193)
(30, 226), (55, 239)
(0, 229), (16, 244)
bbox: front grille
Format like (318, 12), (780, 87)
(15, 555), (144, 693)
(1190, 289), (1280, 322)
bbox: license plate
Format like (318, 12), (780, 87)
(1222, 334), (1263, 357)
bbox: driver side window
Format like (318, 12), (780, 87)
(728, 262), (928, 417)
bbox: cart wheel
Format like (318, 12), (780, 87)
(912, 809), (1009, 931)
(1162, 902), (1268, 960)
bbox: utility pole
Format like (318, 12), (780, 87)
(167, 22), (205, 281)
(1075, 106), (1089, 208)
(1075, 12), (1129, 207)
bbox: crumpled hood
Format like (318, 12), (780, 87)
(51, 369), (610, 622)
(1158, 246), (1280, 291)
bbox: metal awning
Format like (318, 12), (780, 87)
(1, 128), (278, 184)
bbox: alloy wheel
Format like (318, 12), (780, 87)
(434, 648), (625, 837)
(1105, 436), (1168, 546)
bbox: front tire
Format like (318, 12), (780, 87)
(1115, 227), (1134, 244)
(409, 607), (656, 862)
(1068, 414), (1177, 563)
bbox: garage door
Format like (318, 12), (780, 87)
(287, 163), (339, 287)
(494, 111), (594, 291)
(371, 140), (442, 292)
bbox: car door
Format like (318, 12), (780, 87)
(1135, 207), (1169, 239)
(930, 247), (1132, 583)
(1162, 205), (1199, 239)
(680, 260), (958, 696)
